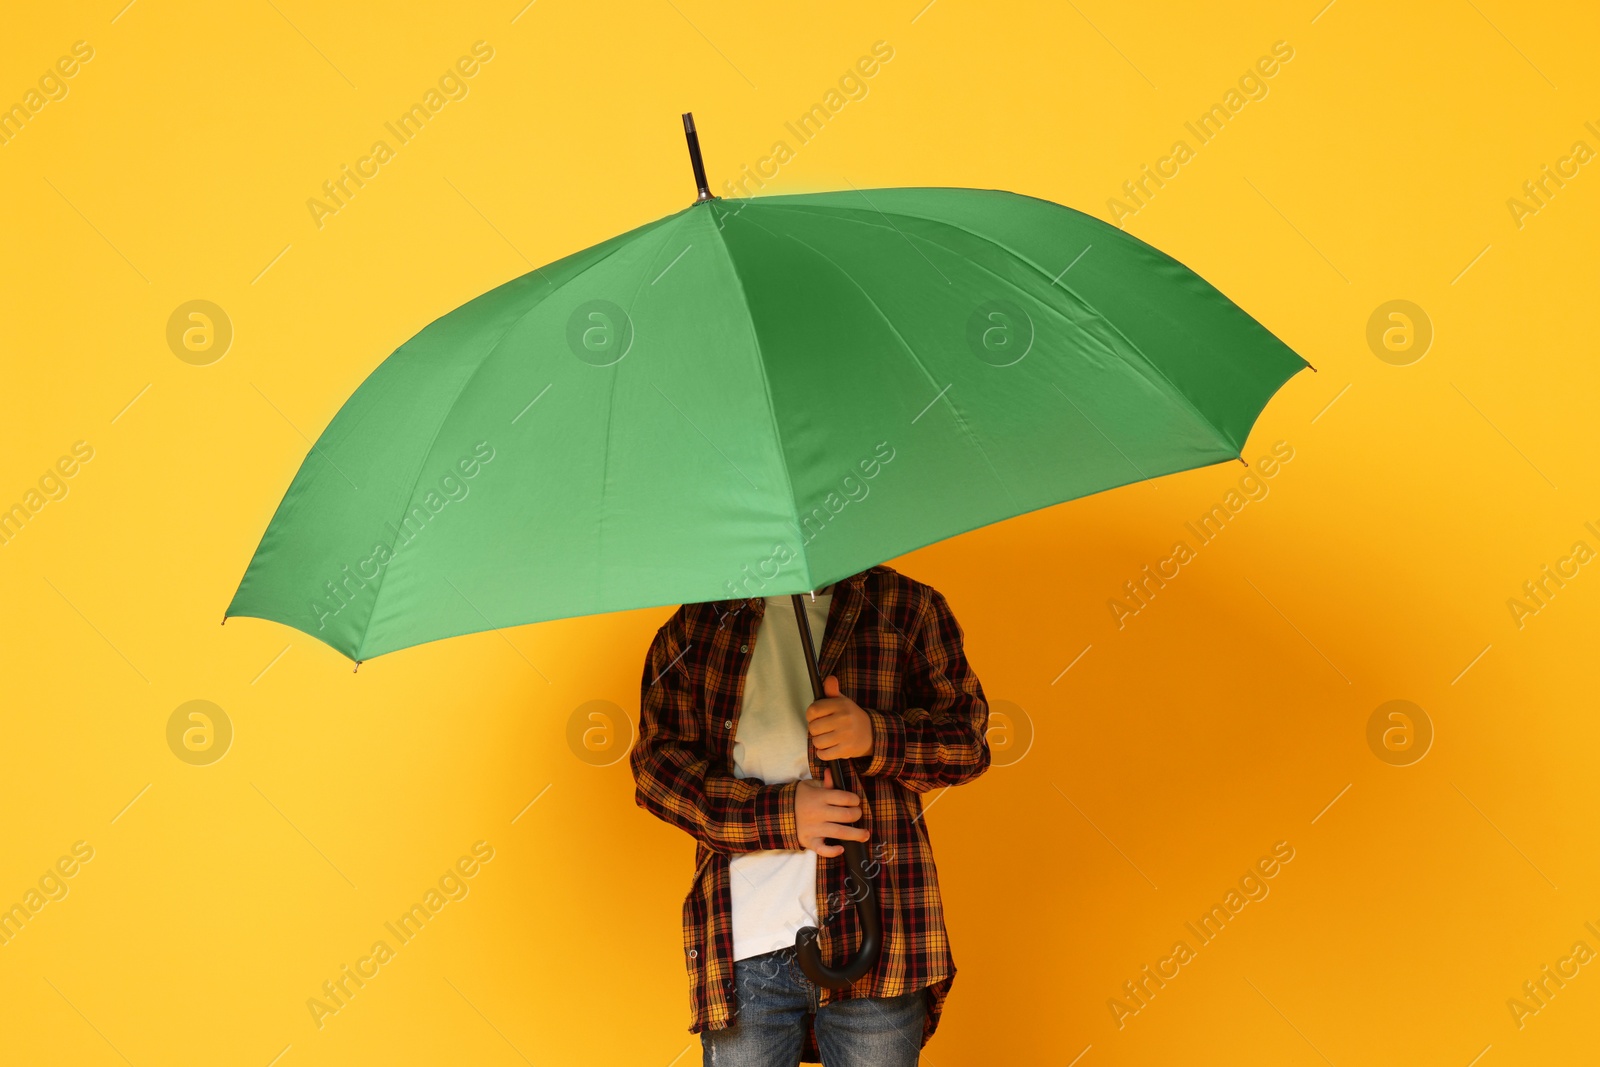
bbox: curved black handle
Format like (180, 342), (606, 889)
(788, 592), (883, 989)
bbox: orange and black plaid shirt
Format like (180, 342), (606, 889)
(632, 564), (990, 1054)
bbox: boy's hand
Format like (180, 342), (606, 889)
(794, 768), (867, 858)
(805, 676), (873, 760)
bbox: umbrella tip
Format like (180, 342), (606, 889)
(353, 660), (362, 674)
(680, 112), (714, 203)
(221, 613), (227, 626)
(1238, 456), (1248, 467)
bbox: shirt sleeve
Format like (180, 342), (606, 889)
(631, 611), (802, 854)
(862, 588), (992, 792)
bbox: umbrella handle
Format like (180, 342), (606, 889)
(788, 593), (884, 990)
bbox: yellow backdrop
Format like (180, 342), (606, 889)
(4, 1), (1597, 1064)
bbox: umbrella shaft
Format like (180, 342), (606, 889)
(790, 592), (827, 702)
(790, 591), (883, 988)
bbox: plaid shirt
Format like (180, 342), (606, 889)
(632, 564), (990, 1056)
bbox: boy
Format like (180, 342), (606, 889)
(632, 564), (990, 1066)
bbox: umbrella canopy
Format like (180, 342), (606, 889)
(227, 185), (1307, 662)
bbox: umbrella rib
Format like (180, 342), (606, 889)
(354, 232), (655, 659)
(755, 197), (1249, 456)
(705, 206), (812, 586)
(877, 205), (1251, 453)
(354, 366), (497, 660)
(606, 216), (701, 603)
(735, 210), (943, 404)
(738, 210), (1027, 517)
(842, 179), (952, 285)
(854, 199), (1229, 439)
(800, 253), (946, 406)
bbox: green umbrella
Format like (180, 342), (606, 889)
(226, 114), (1309, 986)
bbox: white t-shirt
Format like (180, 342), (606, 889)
(729, 590), (832, 962)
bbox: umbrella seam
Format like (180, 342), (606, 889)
(709, 202), (814, 591)
(736, 209), (1028, 520)
(602, 214), (698, 611)
(752, 196), (1243, 455)
(353, 225), (670, 659)
(807, 217), (1219, 463)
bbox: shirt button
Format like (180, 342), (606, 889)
(724, 720), (734, 729)
(739, 644), (748, 653)
(688, 948), (698, 959)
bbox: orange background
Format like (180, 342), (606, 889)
(3, 1), (1598, 1064)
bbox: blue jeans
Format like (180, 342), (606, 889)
(701, 949), (927, 1067)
